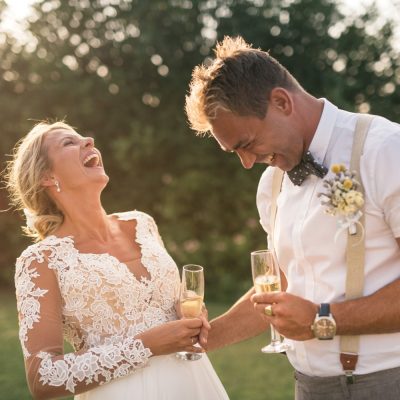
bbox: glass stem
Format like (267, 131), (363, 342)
(270, 326), (281, 343)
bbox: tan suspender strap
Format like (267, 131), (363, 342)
(269, 167), (284, 249)
(340, 114), (374, 376)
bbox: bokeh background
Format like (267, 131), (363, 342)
(0, 0), (399, 398)
(1, 0), (400, 299)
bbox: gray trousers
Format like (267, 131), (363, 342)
(295, 367), (400, 400)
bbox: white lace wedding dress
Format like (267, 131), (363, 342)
(15, 210), (229, 399)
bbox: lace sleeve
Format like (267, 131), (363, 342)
(15, 248), (152, 399)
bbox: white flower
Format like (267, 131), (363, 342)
(319, 164), (364, 218)
(318, 164), (364, 238)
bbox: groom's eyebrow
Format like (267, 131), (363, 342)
(219, 140), (247, 153)
(229, 140), (249, 152)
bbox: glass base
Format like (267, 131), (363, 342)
(176, 351), (202, 361)
(261, 340), (291, 354)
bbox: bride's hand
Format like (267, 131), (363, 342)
(137, 319), (204, 356)
(175, 301), (211, 351)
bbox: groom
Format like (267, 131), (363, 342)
(186, 36), (400, 399)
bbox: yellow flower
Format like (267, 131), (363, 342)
(343, 179), (353, 190)
(320, 164), (364, 218)
(331, 164), (346, 174)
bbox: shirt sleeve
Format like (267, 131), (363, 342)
(365, 129), (400, 238)
(15, 248), (152, 399)
(256, 167), (275, 235)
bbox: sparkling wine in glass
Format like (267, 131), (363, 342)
(176, 264), (204, 361)
(251, 249), (290, 353)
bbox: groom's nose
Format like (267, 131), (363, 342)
(236, 149), (256, 169)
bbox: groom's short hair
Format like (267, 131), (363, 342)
(185, 35), (301, 136)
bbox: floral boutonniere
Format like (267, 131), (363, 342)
(318, 164), (364, 238)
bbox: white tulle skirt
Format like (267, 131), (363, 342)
(75, 353), (229, 400)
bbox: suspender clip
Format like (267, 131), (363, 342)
(340, 352), (358, 384)
(344, 370), (355, 384)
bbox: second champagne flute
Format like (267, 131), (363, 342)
(251, 249), (290, 353)
(176, 264), (204, 361)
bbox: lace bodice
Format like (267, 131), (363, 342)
(15, 211), (181, 397)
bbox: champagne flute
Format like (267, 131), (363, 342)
(176, 264), (204, 361)
(251, 249), (290, 353)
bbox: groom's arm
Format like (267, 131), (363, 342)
(206, 287), (269, 351)
(206, 271), (287, 351)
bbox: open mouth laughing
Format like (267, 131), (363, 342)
(83, 152), (102, 168)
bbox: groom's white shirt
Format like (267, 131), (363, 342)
(257, 99), (400, 376)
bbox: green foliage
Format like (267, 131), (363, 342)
(0, 0), (399, 301)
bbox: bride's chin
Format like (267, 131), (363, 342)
(89, 176), (110, 190)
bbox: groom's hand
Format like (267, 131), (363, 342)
(198, 304), (211, 350)
(251, 292), (318, 341)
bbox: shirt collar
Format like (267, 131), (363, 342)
(308, 98), (338, 166)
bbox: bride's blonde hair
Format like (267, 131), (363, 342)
(5, 121), (75, 241)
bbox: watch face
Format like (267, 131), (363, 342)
(315, 318), (336, 339)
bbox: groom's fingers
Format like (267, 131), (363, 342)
(250, 292), (283, 318)
(199, 314), (211, 330)
(198, 316), (210, 350)
(197, 306), (210, 350)
(253, 302), (276, 317)
(251, 292), (281, 304)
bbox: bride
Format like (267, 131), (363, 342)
(6, 121), (229, 399)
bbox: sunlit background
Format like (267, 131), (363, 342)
(2, 0), (400, 44)
(0, 0), (399, 291)
(1, 0), (400, 296)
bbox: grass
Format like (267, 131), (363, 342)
(0, 292), (294, 400)
(0, 290), (33, 400)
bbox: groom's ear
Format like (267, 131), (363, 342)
(269, 88), (293, 115)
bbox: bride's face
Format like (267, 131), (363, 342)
(42, 129), (109, 193)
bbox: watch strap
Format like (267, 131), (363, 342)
(319, 303), (330, 317)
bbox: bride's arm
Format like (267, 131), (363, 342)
(15, 252), (153, 400)
(16, 250), (203, 400)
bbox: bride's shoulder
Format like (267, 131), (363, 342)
(113, 210), (157, 224)
(18, 235), (72, 256)
(16, 236), (75, 272)
(113, 210), (164, 245)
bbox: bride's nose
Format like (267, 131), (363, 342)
(82, 137), (94, 148)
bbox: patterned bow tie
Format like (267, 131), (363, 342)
(287, 151), (328, 186)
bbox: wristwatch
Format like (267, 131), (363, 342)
(311, 303), (336, 340)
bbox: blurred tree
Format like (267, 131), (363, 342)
(0, 0), (399, 300)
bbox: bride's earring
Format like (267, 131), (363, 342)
(55, 180), (61, 193)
